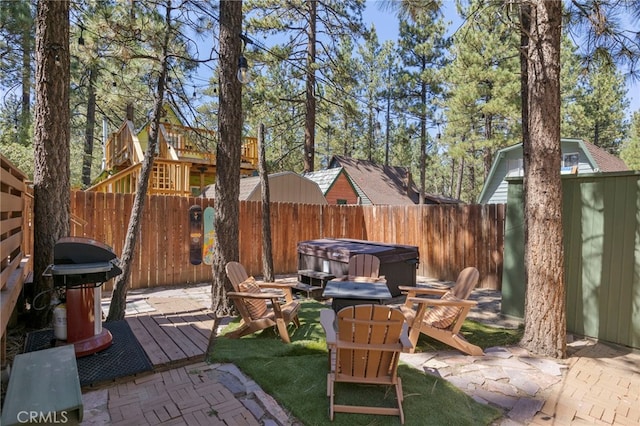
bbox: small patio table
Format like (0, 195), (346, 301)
(322, 279), (392, 312)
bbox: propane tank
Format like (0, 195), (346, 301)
(52, 297), (67, 341)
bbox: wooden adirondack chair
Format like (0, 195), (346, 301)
(347, 253), (380, 279)
(345, 253), (386, 283)
(398, 266), (483, 356)
(320, 304), (413, 424)
(224, 262), (300, 343)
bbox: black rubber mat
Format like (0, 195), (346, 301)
(24, 320), (153, 387)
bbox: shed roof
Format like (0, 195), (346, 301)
(201, 171), (327, 204)
(302, 168), (343, 195)
(477, 138), (629, 203)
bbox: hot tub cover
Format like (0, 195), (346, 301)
(297, 238), (419, 264)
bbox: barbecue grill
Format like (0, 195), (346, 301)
(44, 237), (122, 357)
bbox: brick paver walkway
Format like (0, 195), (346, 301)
(82, 362), (297, 425)
(530, 343), (640, 425)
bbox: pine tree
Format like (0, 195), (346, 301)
(0, 0), (33, 146)
(211, 0), (244, 316)
(395, 2), (448, 204)
(519, 0), (566, 358)
(244, 0), (365, 171)
(442, 0), (521, 202)
(620, 111), (640, 169)
(32, 0), (71, 328)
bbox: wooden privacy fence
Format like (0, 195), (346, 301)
(68, 191), (505, 291)
(1, 154), (32, 364)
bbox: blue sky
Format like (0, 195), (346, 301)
(362, 0), (639, 119)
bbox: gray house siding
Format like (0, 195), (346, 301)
(479, 139), (601, 204)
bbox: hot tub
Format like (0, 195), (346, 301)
(297, 238), (419, 296)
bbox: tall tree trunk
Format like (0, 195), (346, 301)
(384, 56), (392, 166)
(343, 114), (349, 156)
(483, 113), (493, 179)
(20, 20), (31, 143)
(455, 157), (464, 200)
(368, 105), (374, 161)
(212, 0), (243, 315)
(520, 0), (566, 358)
(303, 0), (317, 172)
(106, 1), (173, 321)
(418, 79), (427, 204)
(258, 124), (274, 281)
(32, 0), (71, 328)
(82, 67), (97, 188)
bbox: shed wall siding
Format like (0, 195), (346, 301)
(501, 172), (640, 349)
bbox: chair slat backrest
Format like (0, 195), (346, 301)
(225, 261), (249, 291)
(347, 254), (380, 279)
(336, 305), (405, 380)
(450, 267), (480, 300)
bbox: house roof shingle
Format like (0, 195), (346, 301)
(582, 141), (629, 172)
(329, 156), (459, 205)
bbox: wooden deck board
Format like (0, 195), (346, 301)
(125, 317), (170, 366)
(164, 313), (211, 348)
(135, 314), (188, 363)
(151, 314), (202, 358)
(187, 313), (216, 340)
(126, 296), (216, 370)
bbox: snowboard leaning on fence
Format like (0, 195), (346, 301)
(203, 206), (215, 265)
(189, 205), (203, 265)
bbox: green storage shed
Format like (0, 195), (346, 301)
(501, 171), (640, 349)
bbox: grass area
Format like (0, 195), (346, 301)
(209, 300), (521, 425)
(413, 317), (523, 353)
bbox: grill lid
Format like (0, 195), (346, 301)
(44, 237), (122, 287)
(53, 237), (117, 264)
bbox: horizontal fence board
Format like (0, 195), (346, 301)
(0, 192), (22, 214)
(0, 165), (26, 193)
(1, 154), (31, 363)
(64, 191), (505, 291)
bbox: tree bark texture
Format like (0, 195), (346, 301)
(82, 66), (97, 188)
(212, 0), (243, 316)
(106, 2), (172, 321)
(32, 0), (71, 328)
(419, 79), (427, 205)
(21, 20), (32, 142)
(303, 0), (317, 172)
(258, 124), (274, 282)
(521, 0), (566, 358)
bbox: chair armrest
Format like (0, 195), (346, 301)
(407, 297), (477, 307)
(227, 291), (283, 300)
(400, 323), (413, 352)
(257, 282), (295, 289)
(399, 285), (448, 296)
(348, 275), (387, 283)
(257, 283), (295, 303)
(319, 309), (337, 346)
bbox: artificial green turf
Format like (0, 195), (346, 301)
(209, 300), (510, 425)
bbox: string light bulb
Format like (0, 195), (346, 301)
(237, 34), (252, 84)
(237, 56), (251, 84)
